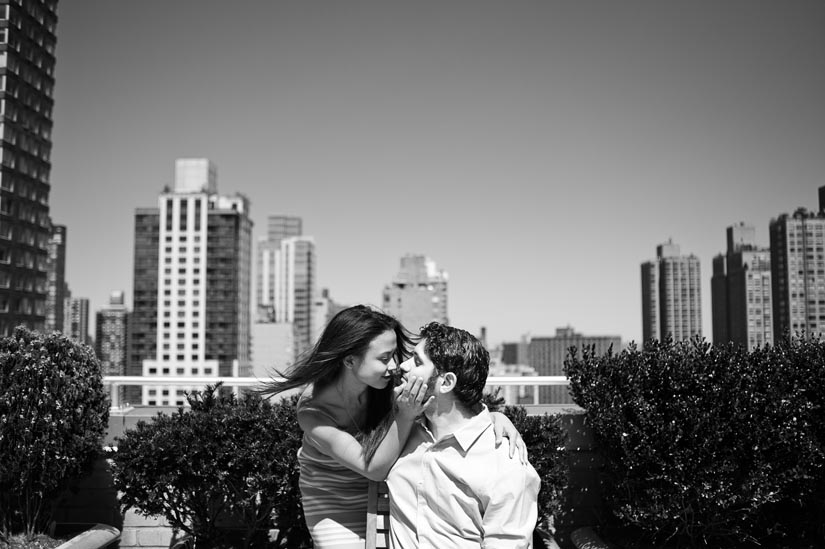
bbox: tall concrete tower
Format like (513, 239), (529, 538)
(711, 223), (772, 350)
(96, 290), (129, 377)
(129, 159), (253, 406)
(256, 215), (302, 322)
(770, 187), (825, 340)
(45, 224), (67, 333)
(641, 240), (702, 345)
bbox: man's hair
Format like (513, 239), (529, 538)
(420, 322), (489, 408)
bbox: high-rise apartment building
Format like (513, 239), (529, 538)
(255, 215), (317, 359)
(256, 215), (302, 322)
(529, 327), (621, 404)
(382, 255), (448, 332)
(45, 223), (66, 332)
(0, 1), (59, 335)
(129, 159), (253, 406)
(641, 240), (702, 344)
(770, 188), (825, 340)
(65, 296), (90, 344)
(275, 236), (316, 355)
(711, 223), (772, 350)
(96, 290), (129, 376)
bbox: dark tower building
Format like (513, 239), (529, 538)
(0, 1), (59, 334)
(45, 223), (66, 332)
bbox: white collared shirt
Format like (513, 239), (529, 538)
(387, 408), (540, 549)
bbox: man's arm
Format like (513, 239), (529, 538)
(480, 460), (541, 549)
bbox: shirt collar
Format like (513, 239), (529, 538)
(425, 407), (492, 453)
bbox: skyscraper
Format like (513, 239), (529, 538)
(255, 215), (317, 359)
(96, 290), (129, 377)
(65, 297), (90, 344)
(641, 240), (702, 344)
(382, 255), (448, 331)
(529, 327), (621, 404)
(129, 159), (253, 406)
(0, 1), (59, 335)
(711, 223), (772, 350)
(770, 188), (825, 340)
(276, 236), (316, 356)
(256, 215), (302, 321)
(45, 223), (67, 332)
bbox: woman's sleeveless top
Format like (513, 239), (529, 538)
(297, 401), (369, 548)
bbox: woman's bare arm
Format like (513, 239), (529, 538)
(298, 376), (433, 481)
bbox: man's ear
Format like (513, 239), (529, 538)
(439, 372), (457, 394)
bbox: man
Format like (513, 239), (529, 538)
(387, 322), (541, 548)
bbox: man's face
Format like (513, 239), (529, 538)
(399, 339), (440, 398)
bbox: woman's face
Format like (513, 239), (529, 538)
(350, 330), (399, 389)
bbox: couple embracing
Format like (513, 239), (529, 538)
(264, 305), (540, 548)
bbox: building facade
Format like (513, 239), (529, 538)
(711, 223), (772, 350)
(254, 215), (316, 360)
(255, 215), (302, 322)
(0, 1), (59, 335)
(275, 236), (316, 356)
(65, 296), (89, 344)
(382, 254), (448, 332)
(45, 223), (66, 332)
(641, 240), (702, 345)
(129, 159), (253, 406)
(528, 327), (621, 404)
(96, 290), (129, 376)
(770, 191), (825, 340)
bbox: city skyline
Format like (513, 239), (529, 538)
(47, 1), (825, 347)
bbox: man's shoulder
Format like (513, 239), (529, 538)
(473, 426), (540, 480)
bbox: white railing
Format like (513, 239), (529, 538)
(103, 375), (570, 408)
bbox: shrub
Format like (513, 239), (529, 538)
(483, 391), (569, 532)
(110, 385), (309, 548)
(0, 327), (109, 539)
(565, 337), (825, 548)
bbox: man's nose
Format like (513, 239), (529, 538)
(398, 357), (413, 372)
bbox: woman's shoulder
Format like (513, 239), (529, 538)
(297, 384), (339, 423)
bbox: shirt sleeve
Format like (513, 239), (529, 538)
(480, 460), (541, 549)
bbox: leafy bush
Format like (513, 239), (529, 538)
(484, 391), (569, 531)
(0, 327), (109, 539)
(565, 337), (825, 548)
(110, 385), (309, 548)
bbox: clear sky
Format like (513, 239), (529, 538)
(49, 1), (825, 347)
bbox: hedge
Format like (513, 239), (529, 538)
(565, 336), (825, 548)
(110, 385), (308, 548)
(0, 327), (109, 540)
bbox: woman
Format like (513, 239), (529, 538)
(262, 305), (525, 548)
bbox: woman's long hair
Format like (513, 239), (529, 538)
(260, 304), (413, 463)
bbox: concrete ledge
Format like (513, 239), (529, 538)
(54, 524), (119, 549)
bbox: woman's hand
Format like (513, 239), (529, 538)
(490, 411), (528, 463)
(394, 375), (434, 421)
